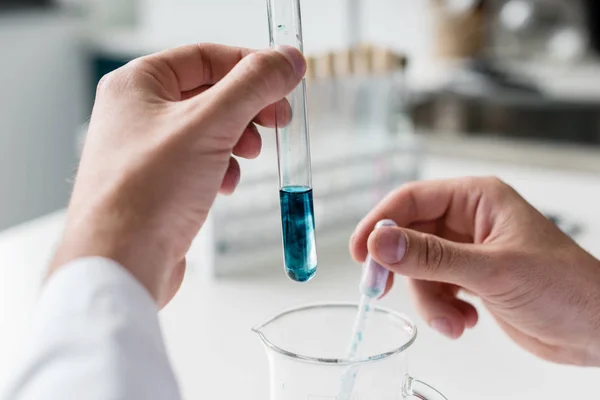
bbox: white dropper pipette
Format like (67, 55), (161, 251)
(347, 219), (398, 360)
(359, 219), (398, 299)
(339, 220), (399, 400)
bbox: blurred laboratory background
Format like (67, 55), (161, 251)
(1, 0), (599, 276)
(5, 2), (600, 398)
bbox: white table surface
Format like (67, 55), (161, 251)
(1, 155), (600, 399)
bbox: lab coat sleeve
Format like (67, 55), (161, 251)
(0, 257), (181, 400)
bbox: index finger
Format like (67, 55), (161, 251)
(147, 43), (254, 94)
(148, 44), (292, 127)
(350, 178), (487, 263)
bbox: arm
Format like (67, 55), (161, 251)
(2, 258), (179, 400)
(1, 44), (305, 398)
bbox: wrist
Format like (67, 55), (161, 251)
(49, 212), (171, 303)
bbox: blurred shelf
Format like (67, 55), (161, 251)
(409, 60), (600, 101)
(420, 133), (600, 175)
(504, 61), (600, 101)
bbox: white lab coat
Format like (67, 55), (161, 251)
(0, 258), (181, 400)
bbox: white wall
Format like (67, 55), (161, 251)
(0, 11), (87, 230)
(138, 0), (433, 65)
(361, 0), (433, 67)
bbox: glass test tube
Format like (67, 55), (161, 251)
(267, 0), (317, 282)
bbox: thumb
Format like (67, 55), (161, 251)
(202, 45), (305, 140)
(367, 227), (487, 288)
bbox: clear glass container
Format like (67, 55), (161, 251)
(253, 303), (448, 400)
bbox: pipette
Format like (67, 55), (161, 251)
(359, 219), (398, 298)
(346, 219), (398, 360)
(339, 220), (398, 400)
(267, 0), (317, 282)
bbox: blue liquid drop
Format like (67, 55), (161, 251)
(279, 186), (318, 282)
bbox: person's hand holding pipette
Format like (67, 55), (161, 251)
(351, 177), (600, 367)
(49, 44), (306, 308)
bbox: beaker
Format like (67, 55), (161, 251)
(253, 303), (448, 400)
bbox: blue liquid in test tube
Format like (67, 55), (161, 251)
(267, 0), (318, 282)
(280, 186), (317, 282)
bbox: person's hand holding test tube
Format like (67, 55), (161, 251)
(47, 43), (308, 306)
(268, 0), (318, 282)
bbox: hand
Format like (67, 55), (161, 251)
(50, 44), (305, 307)
(350, 177), (600, 367)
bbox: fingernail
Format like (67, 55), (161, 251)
(231, 168), (241, 187)
(375, 228), (407, 264)
(274, 45), (306, 78)
(431, 318), (454, 338)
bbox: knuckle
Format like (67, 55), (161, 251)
(383, 182), (419, 214)
(422, 234), (446, 274)
(126, 57), (151, 73)
(482, 176), (519, 200)
(96, 71), (119, 94)
(245, 51), (294, 94)
(462, 176), (516, 200)
(461, 176), (505, 189)
(125, 59), (155, 85)
(96, 59), (151, 99)
(96, 63), (138, 96)
(240, 53), (275, 101)
(482, 176), (507, 189)
(246, 51), (273, 72)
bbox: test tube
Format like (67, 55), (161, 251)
(267, 0), (318, 282)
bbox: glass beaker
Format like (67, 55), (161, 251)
(253, 303), (448, 400)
